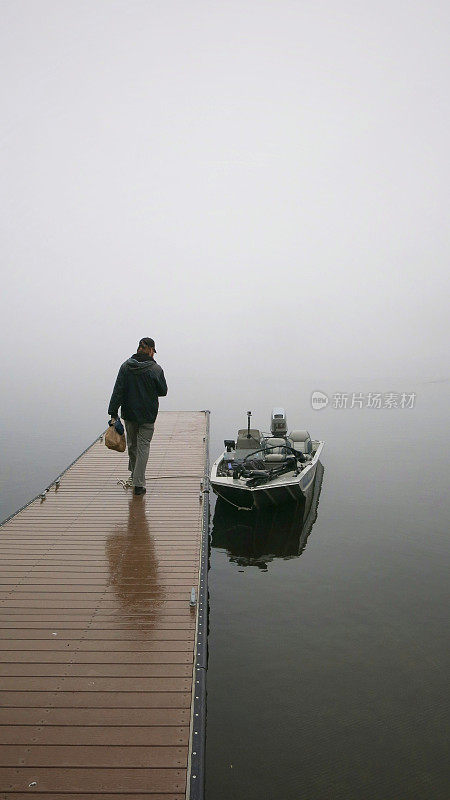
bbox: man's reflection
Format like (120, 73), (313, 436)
(106, 498), (163, 626)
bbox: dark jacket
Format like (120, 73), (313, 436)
(108, 353), (168, 424)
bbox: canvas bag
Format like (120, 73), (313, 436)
(105, 418), (126, 453)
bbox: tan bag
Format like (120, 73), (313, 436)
(105, 422), (126, 453)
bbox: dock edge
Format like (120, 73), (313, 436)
(186, 410), (210, 800)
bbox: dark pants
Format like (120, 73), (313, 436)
(124, 420), (154, 488)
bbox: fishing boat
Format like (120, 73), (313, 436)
(211, 461), (324, 569)
(210, 408), (325, 510)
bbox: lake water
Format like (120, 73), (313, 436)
(205, 382), (448, 799)
(0, 380), (448, 798)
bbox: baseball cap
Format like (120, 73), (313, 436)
(138, 337), (156, 353)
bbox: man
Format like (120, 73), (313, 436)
(108, 337), (168, 496)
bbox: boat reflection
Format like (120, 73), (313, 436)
(211, 461), (324, 570)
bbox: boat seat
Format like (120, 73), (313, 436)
(288, 430), (313, 454)
(264, 437), (287, 462)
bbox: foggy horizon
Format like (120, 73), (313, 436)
(1, 0), (449, 518)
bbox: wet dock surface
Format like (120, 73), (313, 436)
(0, 411), (208, 799)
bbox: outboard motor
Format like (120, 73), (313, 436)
(271, 407), (287, 436)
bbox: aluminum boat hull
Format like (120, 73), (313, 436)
(211, 441), (324, 511)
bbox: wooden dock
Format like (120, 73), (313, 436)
(0, 411), (209, 799)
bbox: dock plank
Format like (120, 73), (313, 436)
(0, 726), (189, 746)
(0, 767), (186, 793)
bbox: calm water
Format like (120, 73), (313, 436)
(205, 383), (449, 799)
(0, 381), (448, 798)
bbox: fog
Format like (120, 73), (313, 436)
(1, 0), (449, 518)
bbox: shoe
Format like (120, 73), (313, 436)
(133, 486), (146, 496)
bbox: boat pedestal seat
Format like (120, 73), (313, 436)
(264, 437), (288, 463)
(288, 430), (313, 455)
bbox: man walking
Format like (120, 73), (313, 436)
(108, 337), (168, 496)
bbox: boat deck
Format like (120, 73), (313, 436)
(0, 411), (209, 799)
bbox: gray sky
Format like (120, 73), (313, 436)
(1, 0), (449, 417)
